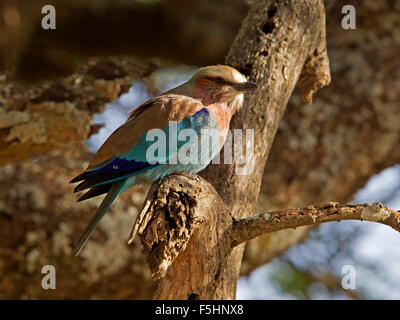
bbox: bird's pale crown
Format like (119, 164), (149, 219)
(193, 65), (248, 84)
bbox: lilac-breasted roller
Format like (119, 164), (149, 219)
(70, 65), (258, 255)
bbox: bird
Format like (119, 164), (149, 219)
(70, 65), (258, 255)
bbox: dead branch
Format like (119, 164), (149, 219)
(132, 175), (400, 299)
(130, 174), (232, 300)
(230, 202), (400, 247)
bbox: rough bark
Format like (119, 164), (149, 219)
(199, 0), (330, 299)
(131, 175), (232, 299)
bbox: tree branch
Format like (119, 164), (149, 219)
(230, 202), (400, 247)
(132, 175), (400, 299)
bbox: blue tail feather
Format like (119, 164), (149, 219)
(73, 180), (126, 256)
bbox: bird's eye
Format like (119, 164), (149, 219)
(215, 77), (225, 84)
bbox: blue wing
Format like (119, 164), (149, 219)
(71, 106), (213, 201)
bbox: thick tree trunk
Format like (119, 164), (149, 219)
(199, 0), (330, 299)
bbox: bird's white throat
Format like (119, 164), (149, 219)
(229, 93), (244, 111)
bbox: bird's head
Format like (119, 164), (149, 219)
(189, 65), (258, 111)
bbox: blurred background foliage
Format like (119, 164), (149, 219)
(1, 0), (400, 299)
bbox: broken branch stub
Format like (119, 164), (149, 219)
(130, 174), (233, 299)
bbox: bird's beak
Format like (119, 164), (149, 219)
(232, 81), (259, 92)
